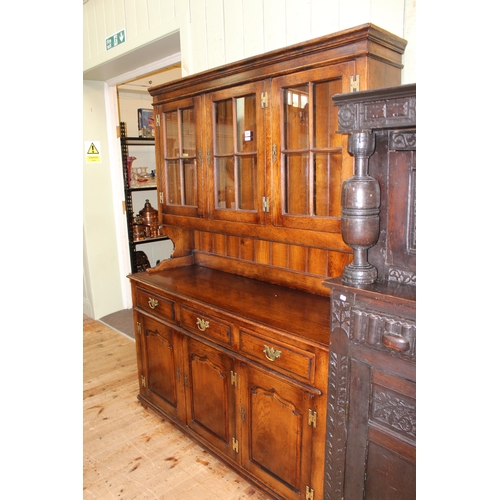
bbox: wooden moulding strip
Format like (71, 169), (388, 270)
(149, 23), (407, 104)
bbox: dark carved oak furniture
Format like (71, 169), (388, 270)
(323, 84), (416, 500)
(128, 24), (409, 500)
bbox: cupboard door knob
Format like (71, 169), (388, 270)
(381, 332), (409, 353)
(148, 297), (158, 309)
(196, 317), (210, 331)
(263, 345), (281, 362)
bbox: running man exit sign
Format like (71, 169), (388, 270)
(106, 29), (126, 50)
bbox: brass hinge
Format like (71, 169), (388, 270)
(231, 371), (238, 387)
(305, 486), (315, 500)
(137, 322), (141, 335)
(156, 114), (160, 127)
(141, 375), (146, 388)
(261, 91), (269, 108)
(308, 409), (317, 428)
(350, 74), (360, 92)
(262, 196), (270, 212)
(232, 437), (239, 453)
(159, 191), (164, 204)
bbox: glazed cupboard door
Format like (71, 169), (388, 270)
(205, 81), (269, 224)
(239, 365), (316, 500)
(156, 96), (204, 218)
(135, 313), (187, 424)
(184, 337), (238, 462)
(270, 62), (354, 233)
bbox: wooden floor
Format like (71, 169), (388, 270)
(83, 315), (273, 500)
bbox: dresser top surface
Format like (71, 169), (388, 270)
(130, 265), (331, 346)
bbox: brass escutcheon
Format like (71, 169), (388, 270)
(196, 317), (210, 332)
(263, 345), (281, 362)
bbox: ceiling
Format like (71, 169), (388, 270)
(118, 64), (182, 93)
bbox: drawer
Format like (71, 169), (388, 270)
(135, 287), (175, 322)
(239, 330), (315, 383)
(180, 305), (231, 346)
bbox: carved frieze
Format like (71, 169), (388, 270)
(389, 129), (416, 151)
(336, 94), (416, 133)
(371, 386), (416, 443)
(350, 308), (416, 359)
(388, 267), (416, 285)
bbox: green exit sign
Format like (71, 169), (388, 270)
(106, 29), (126, 50)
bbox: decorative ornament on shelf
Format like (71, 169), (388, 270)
(126, 156), (136, 185)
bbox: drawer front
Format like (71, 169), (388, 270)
(180, 305), (231, 346)
(239, 330), (315, 383)
(136, 287), (175, 322)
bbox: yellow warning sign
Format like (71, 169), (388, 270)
(87, 143), (99, 155)
(85, 141), (101, 163)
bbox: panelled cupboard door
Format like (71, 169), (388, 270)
(344, 360), (416, 500)
(240, 365), (316, 499)
(205, 81), (270, 224)
(136, 313), (187, 424)
(271, 62), (355, 233)
(156, 96), (204, 218)
(185, 337), (238, 462)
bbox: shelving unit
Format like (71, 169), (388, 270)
(120, 122), (171, 273)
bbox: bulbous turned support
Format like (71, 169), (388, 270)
(341, 131), (380, 285)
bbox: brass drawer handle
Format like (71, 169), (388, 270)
(263, 345), (281, 362)
(196, 317), (210, 332)
(148, 297), (159, 309)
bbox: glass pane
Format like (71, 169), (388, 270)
(236, 95), (256, 152)
(181, 108), (196, 156)
(285, 153), (309, 215)
(166, 160), (181, 205)
(183, 160), (197, 206)
(237, 156), (257, 211)
(165, 111), (178, 157)
(314, 79), (343, 149)
(215, 99), (233, 155)
(215, 157), (235, 209)
(284, 85), (309, 150)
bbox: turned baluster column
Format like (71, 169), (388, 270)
(341, 131), (380, 285)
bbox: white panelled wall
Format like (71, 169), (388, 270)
(83, 0), (416, 319)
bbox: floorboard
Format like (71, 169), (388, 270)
(83, 315), (273, 500)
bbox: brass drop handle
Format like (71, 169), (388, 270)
(148, 297), (158, 309)
(196, 317), (210, 332)
(263, 345), (281, 362)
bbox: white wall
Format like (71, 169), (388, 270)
(84, 0), (416, 83)
(83, 80), (126, 318)
(83, 0), (416, 319)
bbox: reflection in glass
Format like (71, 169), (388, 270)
(213, 94), (257, 212)
(283, 79), (343, 217)
(163, 105), (197, 207)
(284, 153), (309, 215)
(182, 108), (196, 156)
(166, 160), (181, 205)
